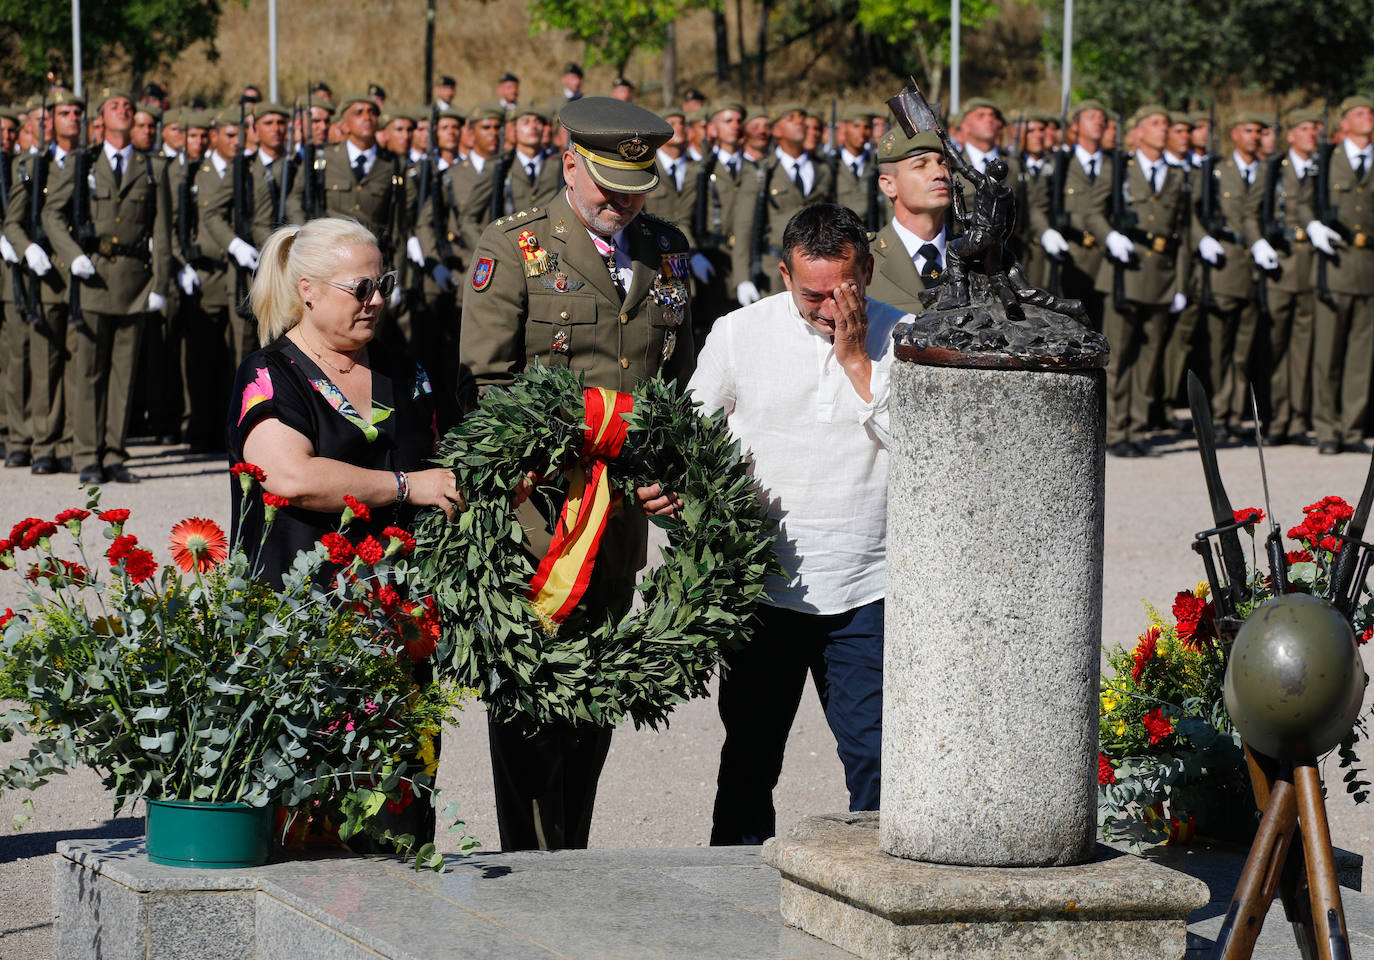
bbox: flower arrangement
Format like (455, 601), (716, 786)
(1098, 498), (1372, 848)
(0, 466), (473, 869)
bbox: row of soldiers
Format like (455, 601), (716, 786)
(0, 82), (1368, 477)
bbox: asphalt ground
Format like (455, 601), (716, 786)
(1, 430), (1372, 959)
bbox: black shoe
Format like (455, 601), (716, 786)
(1109, 440), (1142, 458)
(1288, 434), (1316, 447)
(1263, 431), (1289, 446)
(1344, 440), (1372, 455)
(78, 465), (106, 484)
(1137, 441), (1163, 458)
(156, 432), (181, 446)
(106, 464), (141, 484)
(1318, 441), (1340, 456)
(5, 450), (30, 468)
(1169, 416), (1194, 435)
(58, 456), (75, 473)
(30, 456), (58, 475)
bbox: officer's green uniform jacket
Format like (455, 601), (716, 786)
(475, 149), (564, 222)
(296, 142), (406, 260)
(44, 146), (172, 315)
(1205, 157), (1263, 300)
(1028, 148), (1113, 286)
(248, 151), (305, 247)
(1298, 146), (1374, 296)
(1084, 155), (1192, 307)
(834, 148), (885, 229)
(642, 155), (698, 250)
(692, 151), (746, 258)
(4, 150), (68, 305)
(191, 158), (236, 310)
(409, 157), (466, 302)
(866, 220), (946, 315)
(454, 154), (503, 261)
(1263, 152), (1314, 294)
(731, 150), (836, 288)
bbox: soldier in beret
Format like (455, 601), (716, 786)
(642, 106), (697, 249)
(833, 104), (886, 232)
(865, 128), (952, 315)
(690, 100), (749, 339)
(460, 96), (694, 851)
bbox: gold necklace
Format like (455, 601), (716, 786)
(298, 329), (362, 375)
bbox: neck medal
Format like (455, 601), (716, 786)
(517, 230), (551, 277)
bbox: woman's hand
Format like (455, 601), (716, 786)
(407, 467), (466, 520)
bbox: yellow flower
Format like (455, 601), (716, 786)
(1100, 690), (1120, 714)
(418, 726), (439, 776)
(1112, 719), (1127, 737)
(1194, 581), (1210, 599)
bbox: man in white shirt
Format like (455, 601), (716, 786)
(691, 203), (908, 845)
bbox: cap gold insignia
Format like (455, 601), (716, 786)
(618, 137), (649, 162)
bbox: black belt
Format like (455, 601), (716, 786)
(95, 238), (151, 260)
(1124, 228), (1179, 256)
(1059, 225), (1099, 249)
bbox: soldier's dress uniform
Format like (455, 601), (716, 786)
(1085, 131), (1193, 453)
(864, 129), (953, 315)
(459, 98), (694, 852)
(1261, 134), (1317, 443)
(689, 102), (750, 341)
(1300, 99), (1374, 453)
(1029, 132), (1113, 333)
(477, 144), (564, 222)
(44, 87), (172, 483)
(642, 148), (697, 248)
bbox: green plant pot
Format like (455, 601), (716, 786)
(145, 799), (275, 869)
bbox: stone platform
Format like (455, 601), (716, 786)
(54, 830), (1374, 959)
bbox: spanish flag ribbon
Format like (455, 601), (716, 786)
(526, 388), (635, 630)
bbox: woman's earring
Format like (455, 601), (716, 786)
(306, 301), (313, 309)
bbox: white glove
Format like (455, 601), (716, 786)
(1040, 228), (1069, 258)
(177, 263), (201, 295)
(1307, 220), (1342, 256)
(736, 281), (761, 305)
(24, 243), (52, 276)
(1250, 238), (1279, 271)
(0, 237), (17, 264)
(1105, 231), (1134, 264)
(69, 254), (96, 279)
(407, 236), (425, 267)
(690, 252), (715, 284)
(387, 284), (402, 309)
(147, 291), (166, 312)
(1197, 235), (1225, 265)
(228, 237), (260, 270)
(431, 264), (454, 292)
(1169, 292), (1187, 314)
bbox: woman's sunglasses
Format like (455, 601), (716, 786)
(325, 271), (398, 303)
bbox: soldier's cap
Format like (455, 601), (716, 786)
(93, 86), (133, 113)
(252, 101), (290, 120)
(1340, 95), (1374, 116)
(468, 102), (506, 123)
(770, 102), (808, 122)
(875, 127), (942, 163)
(685, 106), (708, 124)
(1134, 103), (1170, 124)
(436, 106), (465, 124)
(437, 75), (457, 88)
(708, 100), (747, 120)
(308, 96), (336, 116)
(559, 96), (672, 195)
(211, 106), (248, 128)
(1168, 111), (1193, 127)
(1231, 110), (1271, 129)
(660, 105), (686, 122)
(1189, 110), (1211, 126)
(497, 72), (519, 84)
(682, 88), (707, 103)
(338, 93), (380, 115)
(511, 103), (552, 123)
(1286, 107), (1322, 127)
(0, 103), (18, 121)
(611, 76), (634, 89)
(162, 107), (183, 126)
(142, 82), (166, 100)
(135, 102), (163, 121)
(562, 63), (583, 77)
(185, 110), (213, 131)
(839, 104), (881, 123)
(960, 97), (1002, 121)
(745, 104), (770, 125)
(368, 84), (387, 100)
(49, 88), (85, 109)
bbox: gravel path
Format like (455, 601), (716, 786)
(1, 432), (1371, 959)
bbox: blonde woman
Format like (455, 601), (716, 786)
(230, 216), (463, 586)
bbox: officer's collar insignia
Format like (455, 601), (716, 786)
(554, 220), (567, 234)
(618, 137), (649, 162)
(657, 233), (670, 251)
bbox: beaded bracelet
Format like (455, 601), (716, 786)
(393, 470), (409, 505)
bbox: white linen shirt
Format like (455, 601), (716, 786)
(688, 290), (910, 615)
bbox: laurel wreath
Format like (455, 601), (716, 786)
(414, 365), (780, 730)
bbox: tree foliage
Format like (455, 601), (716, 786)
(528, 0), (711, 74)
(851, 0), (997, 106)
(0, 0), (226, 92)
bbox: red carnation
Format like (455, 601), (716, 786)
(384, 781), (416, 814)
(1305, 510), (1335, 537)
(1173, 591), (1216, 650)
(107, 533), (139, 565)
(1131, 627), (1159, 685)
(382, 526), (416, 558)
(376, 584), (402, 611)
(1233, 507), (1264, 527)
(55, 508), (89, 525)
(355, 536), (385, 566)
(123, 548), (158, 584)
(97, 508), (130, 524)
(1287, 522), (1311, 542)
(1142, 708), (1175, 745)
(0, 540), (13, 570)
(9, 517), (42, 542)
(1286, 549), (1313, 564)
(230, 461), (267, 495)
(263, 493), (290, 509)
(342, 495), (372, 524)
(19, 521), (58, 550)
(1325, 499), (1354, 522)
(1362, 626), (1371, 646)
(0, 608), (13, 630)
(1319, 535), (1341, 553)
(1098, 752), (1116, 785)
(320, 532), (355, 566)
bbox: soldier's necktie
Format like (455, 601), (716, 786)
(111, 152), (123, 188)
(353, 154), (367, 182)
(791, 162), (804, 192)
(1151, 162), (1163, 194)
(592, 235), (625, 299)
(667, 160), (678, 189)
(526, 161), (537, 185)
(916, 243), (942, 283)
(1087, 158), (1098, 182)
(851, 160), (862, 178)
(1357, 154), (1368, 181)
(726, 158), (737, 179)
(1243, 166), (1252, 188)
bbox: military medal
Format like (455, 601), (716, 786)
(538, 270), (585, 292)
(661, 330), (677, 364)
(660, 253), (690, 279)
(552, 330), (571, 355)
(517, 230), (551, 277)
(649, 275), (687, 328)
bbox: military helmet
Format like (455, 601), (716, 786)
(1223, 594), (1368, 761)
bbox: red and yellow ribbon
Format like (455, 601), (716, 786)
(526, 388), (635, 630)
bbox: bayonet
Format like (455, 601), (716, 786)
(1188, 371), (1249, 624)
(1329, 443), (1374, 618)
(1250, 385), (1286, 595)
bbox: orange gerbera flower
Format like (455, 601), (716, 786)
(168, 518), (228, 573)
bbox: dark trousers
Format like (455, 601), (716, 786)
(710, 599), (884, 846)
(71, 310), (144, 472)
(487, 718), (613, 851)
(182, 301), (232, 451)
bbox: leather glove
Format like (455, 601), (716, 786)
(1307, 220), (1342, 256)
(407, 236), (425, 267)
(178, 263), (201, 296)
(431, 264), (454, 292)
(1197, 235), (1225, 265)
(387, 284), (402, 309)
(0, 236), (18, 264)
(736, 280), (761, 305)
(228, 237), (260, 270)
(147, 291), (167, 312)
(1250, 238), (1279, 271)
(1169, 292), (1187, 314)
(1105, 231), (1134, 264)
(69, 254), (96, 279)
(1040, 228), (1069, 258)
(690, 252), (715, 284)
(24, 243), (53, 276)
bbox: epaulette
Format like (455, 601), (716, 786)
(637, 210), (688, 250)
(494, 205), (548, 230)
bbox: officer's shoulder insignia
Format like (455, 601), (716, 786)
(472, 257), (495, 291)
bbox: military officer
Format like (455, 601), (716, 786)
(741, 106), (772, 165)
(690, 100), (748, 339)
(1159, 112), (1207, 420)
(833, 105), (886, 231)
(198, 108), (261, 368)
(480, 105), (563, 220)
(1259, 108), (1319, 445)
(454, 103), (509, 252)
(1084, 104), (1192, 458)
(732, 103), (835, 304)
(1300, 95), (1374, 455)
(1031, 100), (1113, 333)
(44, 86), (172, 485)
(643, 106), (697, 246)
(460, 97), (693, 851)
(865, 127), (952, 315)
